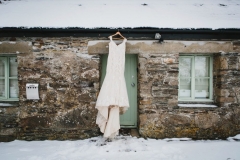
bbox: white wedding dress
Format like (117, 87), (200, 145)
(96, 36), (129, 138)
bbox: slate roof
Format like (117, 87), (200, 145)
(0, 0), (240, 29)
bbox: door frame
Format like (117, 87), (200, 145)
(100, 54), (138, 128)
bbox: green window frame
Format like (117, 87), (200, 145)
(0, 56), (19, 101)
(178, 55), (213, 102)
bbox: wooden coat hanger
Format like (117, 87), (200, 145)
(108, 31), (125, 40)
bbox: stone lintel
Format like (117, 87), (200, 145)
(88, 40), (237, 55)
(0, 42), (32, 54)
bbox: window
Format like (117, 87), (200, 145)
(178, 55), (213, 102)
(0, 56), (19, 101)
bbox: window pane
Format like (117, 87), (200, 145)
(9, 57), (18, 77)
(0, 79), (5, 97)
(195, 78), (209, 99)
(9, 79), (19, 98)
(179, 78), (191, 97)
(0, 59), (5, 77)
(195, 57), (209, 77)
(179, 57), (191, 77)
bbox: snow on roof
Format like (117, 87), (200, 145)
(0, 0), (240, 29)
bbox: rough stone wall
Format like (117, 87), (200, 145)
(0, 103), (19, 142)
(88, 40), (240, 139)
(0, 41), (33, 142)
(137, 42), (240, 139)
(1, 38), (240, 141)
(214, 52), (240, 108)
(138, 53), (179, 113)
(0, 37), (101, 141)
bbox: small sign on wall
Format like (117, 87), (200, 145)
(26, 83), (39, 99)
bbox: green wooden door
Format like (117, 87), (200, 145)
(101, 54), (137, 128)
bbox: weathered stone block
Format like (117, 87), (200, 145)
(147, 59), (163, 65)
(139, 99), (152, 105)
(167, 99), (178, 107)
(195, 113), (220, 129)
(163, 58), (175, 64)
(169, 79), (178, 86)
(217, 97), (235, 103)
(219, 57), (228, 69)
(233, 41), (240, 51)
(216, 89), (230, 97)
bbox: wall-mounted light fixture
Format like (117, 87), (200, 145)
(155, 33), (161, 39)
(155, 33), (163, 43)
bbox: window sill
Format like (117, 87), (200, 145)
(178, 104), (217, 108)
(0, 98), (19, 101)
(0, 102), (19, 107)
(178, 99), (214, 102)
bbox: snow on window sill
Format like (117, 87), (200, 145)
(178, 104), (217, 108)
(0, 103), (18, 107)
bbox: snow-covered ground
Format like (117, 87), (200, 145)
(1, 134), (240, 160)
(0, 0), (240, 29)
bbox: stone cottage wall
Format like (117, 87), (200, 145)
(137, 41), (240, 139)
(0, 37), (101, 141)
(1, 38), (240, 141)
(89, 40), (240, 139)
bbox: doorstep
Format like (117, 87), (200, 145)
(119, 128), (140, 138)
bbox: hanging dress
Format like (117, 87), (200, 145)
(96, 36), (129, 138)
